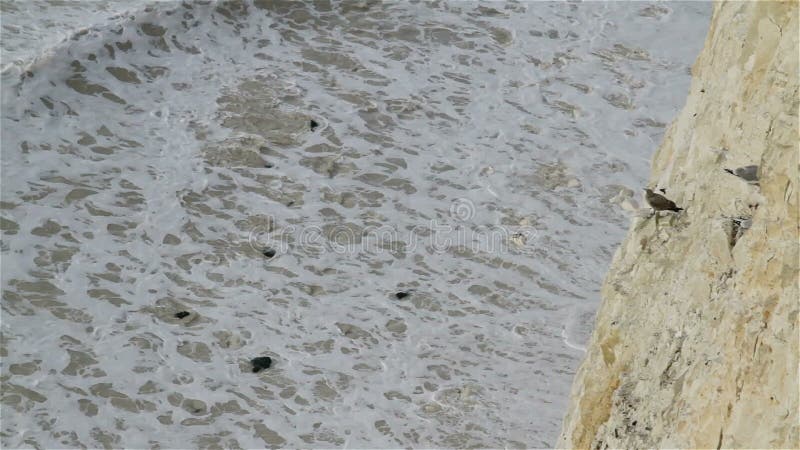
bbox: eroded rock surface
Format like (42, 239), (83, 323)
(559, 2), (799, 448)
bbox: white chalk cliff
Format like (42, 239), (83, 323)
(559, 2), (798, 448)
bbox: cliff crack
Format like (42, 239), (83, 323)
(767, 16), (783, 36)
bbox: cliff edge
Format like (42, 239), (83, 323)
(559, 2), (799, 448)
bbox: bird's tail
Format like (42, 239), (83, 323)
(723, 168), (734, 175)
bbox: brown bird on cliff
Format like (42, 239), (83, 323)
(644, 188), (683, 212)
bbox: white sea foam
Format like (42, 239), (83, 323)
(1, 1), (710, 447)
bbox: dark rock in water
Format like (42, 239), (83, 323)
(395, 291), (409, 300)
(174, 311), (190, 319)
(286, 200), (295, 206)
(264, 162), (274, 168)
(309, 119), (320, 131)
(251, 356), (272, 373)
(262, 248), (276, 258)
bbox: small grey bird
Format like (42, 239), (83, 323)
(724, 165), (759, 183)
(644, 188), (683, 212)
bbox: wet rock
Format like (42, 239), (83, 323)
(385, 318), (407, 334)
(143, 299), (200, 326)
(309, 119), (320, 131)
(394, 291), (409, 299)
(9, 361), (39, 375)
(336, 323), (376, 343)
(177, 341), (211, 362)
(264, 162), (274, 168)
(202, 135), (270, 168)
(182, 398), (207, 415)
(138, 380), (161, 394)
(251, 356), (272, 373)
(174, 310), (199, 325)
(213, 330), (243, 349)
(262, 248), (277, 258)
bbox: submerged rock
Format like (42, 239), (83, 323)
(251, 357), (272, 373)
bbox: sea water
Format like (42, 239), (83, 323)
(1, 1), (710, 447)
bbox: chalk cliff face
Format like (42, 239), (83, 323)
(559, 2), (798, 449)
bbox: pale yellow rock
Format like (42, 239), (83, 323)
(559, 2), (799, 449)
